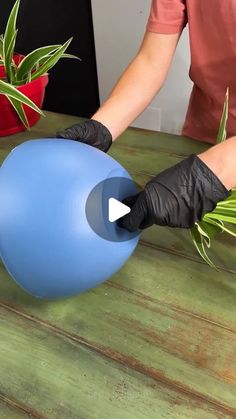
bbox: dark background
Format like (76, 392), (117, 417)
(0, 0), (100, 117)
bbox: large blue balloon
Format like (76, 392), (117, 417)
(0, 139), (140, 299)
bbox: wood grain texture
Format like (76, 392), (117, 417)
(0, 400), (30, 419)
(0, 113), (235, 418)
(1, 306), (230, 419)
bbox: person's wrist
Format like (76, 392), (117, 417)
(198, 136), (236, 190)
(194, 153), (230, 199)
(90, 117), (113, 139)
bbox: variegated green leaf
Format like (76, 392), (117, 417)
(32, 51), (81, 74)
(0, 35), (3, 58)
(16, 45), (60, 82)
(190, 225), (216, 268)
(59, 53), (81, 60)
(0, 79), (44, 116)
(30, 38), (73, 81)
(7, 96), (29, 128)
(195, 219), (223, 245)
(5, 29), (18, 83)
(190, 87), (236, 268)
(216, 88), (229, 144)
(3, 0), (20, 82)
(39, 53), (80, 64)
(206, 213), (236, 225)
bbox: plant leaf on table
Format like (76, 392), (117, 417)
(191, 224), (218, 269)
(190, 89), (236, 268)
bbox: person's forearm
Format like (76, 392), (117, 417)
(198, 136), (236, 190)
(91, 54), (164, 140)
(91, 32), (180, 140)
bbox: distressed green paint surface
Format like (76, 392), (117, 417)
(1, 306), (231, 419)
(0, 402), (27, 419)
(0, 112), (236, 418)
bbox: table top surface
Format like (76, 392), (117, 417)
(0, 112), (236, 419)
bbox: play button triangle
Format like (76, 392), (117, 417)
(108, 197), (131, 223)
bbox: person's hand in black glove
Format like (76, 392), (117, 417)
(56, 119), (112, 152)
(119, 154), (231, 232)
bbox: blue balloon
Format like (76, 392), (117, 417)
(0, 139), (140, 299)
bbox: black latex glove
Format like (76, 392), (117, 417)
(56, 119), (112, 152)
(119, 154), (230, 231)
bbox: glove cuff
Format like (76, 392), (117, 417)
(194, 153), (230, 200)
(186, 154), (230, 225)
(56, 119), (112, 152)
(87, 119), (112, 152)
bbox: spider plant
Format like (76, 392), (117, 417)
(190, 88), (236, 268)
(0, 0), (80, 128)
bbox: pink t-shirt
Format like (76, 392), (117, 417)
(147, 0), (236, 144)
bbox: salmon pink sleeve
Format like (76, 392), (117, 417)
(147, 0), (187, 34)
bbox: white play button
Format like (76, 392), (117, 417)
(86, 177), (140, 241)
(108, 197), (131, 222)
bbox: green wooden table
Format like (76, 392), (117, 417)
(0, 112), (236, 419)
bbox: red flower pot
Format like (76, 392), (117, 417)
(0, 55), (49, 137)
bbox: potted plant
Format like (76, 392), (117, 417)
(0, 0), (79, 136)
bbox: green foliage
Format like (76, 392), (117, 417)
(216, 88), (229, 144)
(3, 0), (20, 84)
(0, 0), (80, 128)
(191, 89), (236, 268)
(0, 79), (44, 114)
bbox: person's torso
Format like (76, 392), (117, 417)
(183, 0), (236, 143)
